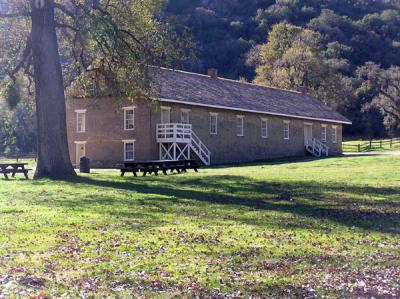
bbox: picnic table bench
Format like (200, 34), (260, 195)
(0, 163), (32, 179)
(120, 159), (200, 177)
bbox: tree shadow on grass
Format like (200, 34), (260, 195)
(49, 173), (400, 234)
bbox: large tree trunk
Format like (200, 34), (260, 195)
(31, 0), (76, 179)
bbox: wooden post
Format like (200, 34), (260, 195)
(369, 140), (372, 151)
(380, 140), (382, 148)
(390, 139), (393, 149)
(358, 144), (361, 152)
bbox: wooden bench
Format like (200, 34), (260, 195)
(0, 163), (31, 179)
(120, 160), (201, 177)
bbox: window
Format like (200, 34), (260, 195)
(181, 109), (190, 124)
(123, 140), (135, 161)
(332, 126), (337, 143)
(321, 125), (327, 142)
(161, 106), (171, 124)
(236, 115), (244, 136)
(261, 118), (268, 138)
(283, 121), (290, 140)
(123, 106), (135, 130)
(76, 110), (86, 133)
(210, 113), (218, 135)
(87, 82), (96, 97)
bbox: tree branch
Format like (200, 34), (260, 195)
(7, 37), (32, 82)
(55, 22), (78, 32)
(54, 2), (75, 19)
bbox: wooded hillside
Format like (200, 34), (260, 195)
(1, 0), (400, 155)
(165, 0), (400, 137)
(166, 0), (400, 79)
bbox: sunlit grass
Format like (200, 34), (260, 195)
(0, 155), (399, 298)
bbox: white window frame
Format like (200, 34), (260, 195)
(123, 140), (135, 161)
(236, 115), (244, 137)
(261, 118), (268, 139)
(161, 106), (171, 124)
(321, 124), (327, 142)
(332, 126), (338, 144)
(75, 109), (86, 133)
(123, 106), (136, 131)
(283, 120), (290, 140)
(210, 113), (218, 135)
(181, 109), (190, 124)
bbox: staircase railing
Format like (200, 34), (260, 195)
(305, 138), (329, 157)
(191, 131), (211, 166)
(156, 123), (211, 166)
(157, 123), (192, 143)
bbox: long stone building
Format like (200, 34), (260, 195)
(66, 68), (351, 168)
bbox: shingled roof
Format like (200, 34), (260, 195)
(153, 67), (351, 124)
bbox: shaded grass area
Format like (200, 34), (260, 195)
(0, 155), (399, 298)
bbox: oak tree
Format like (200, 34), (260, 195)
(0, 0), (183, 178)
(254, 23), (354, 109)
(358, 62), (400, 135)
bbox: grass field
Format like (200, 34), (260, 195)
(0, 155), (399, 298)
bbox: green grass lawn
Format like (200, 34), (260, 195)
(0, 155), (399, 298)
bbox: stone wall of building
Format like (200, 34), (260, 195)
(66, 98), (343, 168)
(157, 102), (343, 165)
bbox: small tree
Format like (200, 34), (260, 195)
(358, 62), (400, 135)
(1, 117), (19, 156)
(254, 22), (354, 109)
(0, 0), (184, 178)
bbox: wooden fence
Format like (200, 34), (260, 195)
(342, 138), (400, 152)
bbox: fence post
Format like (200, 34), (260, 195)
(390, 139), (393, 149)
(369, 140), (372, 151)
(380, 140), (382, 148)
(358, 144), (361, 152)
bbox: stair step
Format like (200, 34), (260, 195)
(305, 138), (329, 158)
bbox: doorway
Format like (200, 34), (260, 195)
(304, 123), (313, 145)
(76, 142), (86, 166)
(161, 107), (171, 124)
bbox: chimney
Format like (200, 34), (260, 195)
(207, 68), (218, 78)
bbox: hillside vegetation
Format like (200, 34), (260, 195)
(1, 0), (400, 155)
(0, 155), (399, 297)
(165, 0), (400, 137)
(166, 0), (400, 79)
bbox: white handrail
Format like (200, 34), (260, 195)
(156, 123), (211, 165)
(305, 138), (329, 157)
(191, 131), (210, 165)
(157, 123), (192, 141)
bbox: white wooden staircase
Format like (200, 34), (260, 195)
(157, 123), (211, 165)
(305, 138), (329, 157)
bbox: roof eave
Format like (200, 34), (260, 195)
(156, 97), (352, 125)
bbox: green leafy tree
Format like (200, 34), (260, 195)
(254, 23), (354, 108)
(358, 62), (400, 135)
(0, 0), (184, 178)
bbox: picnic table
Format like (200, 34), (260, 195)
(0, 163), (32, 179)
(120, 159), (200, 177)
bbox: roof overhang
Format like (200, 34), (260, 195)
(156, 97), (352, 125)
